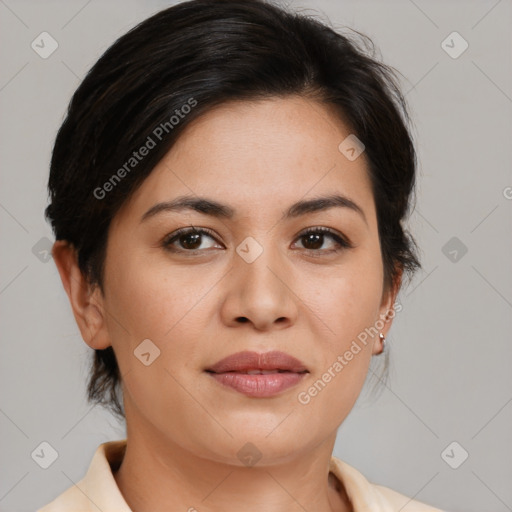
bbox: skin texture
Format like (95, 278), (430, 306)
(53, 96), (401, 512)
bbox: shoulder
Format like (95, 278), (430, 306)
(37, 482), (90, 512)
(329, 455), (447, 512)
(373, 483), (447, 511)
(36, 439), (130, 512)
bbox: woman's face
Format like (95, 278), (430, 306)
(88, 96), (397, 464)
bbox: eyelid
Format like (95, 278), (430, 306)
(296, 226), (353, 248)
(161, 226), (223, 250)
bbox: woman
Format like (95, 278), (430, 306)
(38, 0), (446, 510)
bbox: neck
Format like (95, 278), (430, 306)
(113, 408), (352, 512)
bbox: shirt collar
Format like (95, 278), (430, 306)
(78, 439), (131, 510)
(41, 439), (394, 511)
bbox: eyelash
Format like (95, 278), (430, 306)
(161, 226), (353, 256)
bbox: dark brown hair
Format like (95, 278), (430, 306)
(45, 0), (421, 420)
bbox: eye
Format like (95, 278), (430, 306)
(161, 225), (353, 255)
(292, 227), (353, 254)
(161, 226), (223, 253)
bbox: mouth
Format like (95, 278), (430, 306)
(205, 350), (309, 374)
(205, 369), (308, 375)
(205, 351), (309, 398)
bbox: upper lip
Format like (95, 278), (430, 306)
(205, 350), (309, 373)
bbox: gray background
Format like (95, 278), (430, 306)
(1, 0), (511, 511)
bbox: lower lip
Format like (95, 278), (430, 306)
(207, 371), (307, 398)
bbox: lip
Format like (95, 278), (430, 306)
(205, 350), (309, 373)
(205, 350), (309, 398)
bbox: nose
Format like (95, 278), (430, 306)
(219, 242), (299, 331)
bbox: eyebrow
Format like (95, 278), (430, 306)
(140, 193), (367, 225)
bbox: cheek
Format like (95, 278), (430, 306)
(102, 253), (214, 433)
(102, 247), (229, 411)
(292, 248), (383, 422)
(105, 248), (214, 343)
(306, 245), (384, 346)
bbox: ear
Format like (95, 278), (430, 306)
(371, 266), (403, 356)
(52, 240), (111, 350)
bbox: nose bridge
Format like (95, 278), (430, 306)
(225, 233), (297, 328)
(235, 233), (286, 295)
(243, 264), (278, 299)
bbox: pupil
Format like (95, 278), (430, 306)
(304, 233), (322, 250)
(182, 233), (201, 249)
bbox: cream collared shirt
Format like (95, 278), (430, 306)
(37, 439), (446, 512)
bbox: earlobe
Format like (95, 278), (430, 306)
(371, 331), (386, 356)
(372, 267), (403, 355)
(52, 240), (111, 350)
(371, 333), (386, 356)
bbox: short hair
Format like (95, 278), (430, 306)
(45, 0), (421, 420)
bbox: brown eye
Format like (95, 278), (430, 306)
(293, 227), (352, 253)
(162, 227), (222, 253)
(177, 232), (202, 250)
(301, 232), (324, 250)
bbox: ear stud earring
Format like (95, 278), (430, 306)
(379, 333), (386, 351)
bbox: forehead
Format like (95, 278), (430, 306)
(114, 96), (376, 228)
